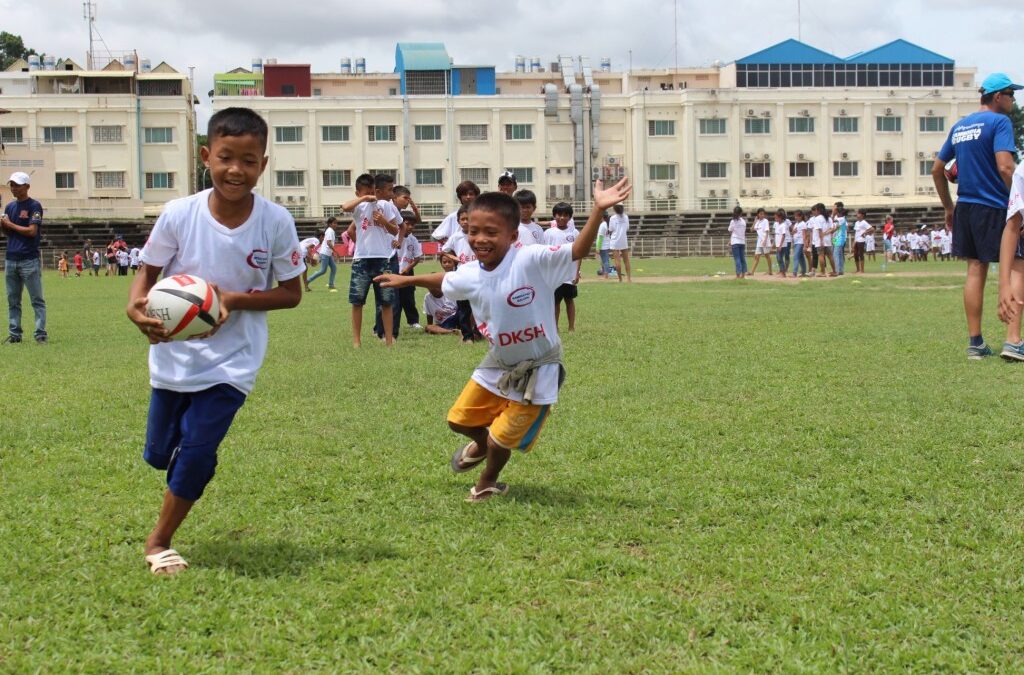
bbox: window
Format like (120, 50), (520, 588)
(460, 168), (489, 184)
(94, 171), (125, 189)
(744, 162), (771, 179)
(506, 167), (534, 184)
(876, 116), (902, 132)
(832, 117), (859, 133)
(143, 127), (173, 144)
(699, 162), (727, 179)
(505, 124), (532, 141)
(700, 198), (730, 210)
(418, 203), (446, 218)
(275, 126), (303, 143)
(368, 168), (398, 181)
(788, 117), (815, 133)
(55, 172), (75, 190)
(368, 125), (397, 142)
(0, 127), (24, 144)
(648, 164), (676, 181)
(322, 170), (352, 187)
(323, 205), (343, 218)
(275, 170), (305, 187)
(648, 120), (675, 137)
(833, 161), (859, 177)
(919, 116), (945, 133)
(44, 126), (74, 144)
(312, 88), (322, 97)
(744, 118), (770, 135)
(92, 126), (122, 143)
(414, 125), (442, 141)
(789, 162), (815, 178)
(321, 126), (350, 142)
(281, 84), (296, 96)
(415, 168), (443, 185)
(459, 124), (488, 141)
(145, 172), (175, 189)
(876, 161), (902, 176)
(699, 118), (726, 135)
(919, 160), (934, 176)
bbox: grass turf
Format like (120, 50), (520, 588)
(3, 258), (1023, 671)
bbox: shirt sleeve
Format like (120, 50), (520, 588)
(139, 209), (178, 267)
(937, 129), (955, 162)
(271, 210), (305, 282)
(525, 243), (574, 290)
(440, 268), (472, 301)
(994, 116), (1017, 154)
(1008, 169), (1024, 223)
(412, 238), (423, 258)
(29, 201), (42, 226)
(442, 237), (455, 254)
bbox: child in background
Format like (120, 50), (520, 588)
(774, 209), (791, 278)
(431, 180), (480, 244)
(374, 183), (415, 341)
(129, 245), (141, 275)
(727, 206), (747, 279)
(865, 229), (877, 261)
(596, 212), (613, 278)
(852, 209), (873, 274)
(73, 251), (83, 277)
(423, 254), (460, 335)
(497, 171), (517, 195)
(342, 173), (401, 347)
(91, 250), (101, 276)
(375, 178), (632, 502)
(124, 107), (304, 575)
(608, 204), (632, 282)
(58, 252), (69, 278)
(306, 217), (338, 291)
(298, 234), (320, 292)
(791, 210), (808, 277)
(396, 211), (424, 331)
(544, 202), (582, 331)
(514, 189), (544, 246)
(444, 207), (480, 343)
(749, 207), (773, 275)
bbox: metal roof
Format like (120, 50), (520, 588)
(395, 43), (450, 72)
(737, 39), (843, 65)
(738, 38), (953, 66)
(844, 39), (953, 65)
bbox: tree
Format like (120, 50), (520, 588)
(195, 134), (211, 192)
(0, 32), (37, 71)
(1010, 104), (1024, 160)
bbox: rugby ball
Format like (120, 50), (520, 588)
(944, 158), (958, 184)
(146, 274), (221, 340)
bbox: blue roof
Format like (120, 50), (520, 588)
(844, 39), (953, 65)
(395, 43), (450, 72)
(737, 39), (843, 65)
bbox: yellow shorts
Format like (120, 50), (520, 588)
(447, 379), (552, 452)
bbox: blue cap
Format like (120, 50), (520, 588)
(981, 72), (1024, 95)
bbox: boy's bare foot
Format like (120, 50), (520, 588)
(353, 341), (361, 348)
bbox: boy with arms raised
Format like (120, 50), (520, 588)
(125, 108), (304, 575)
(376, 178), (631, 502)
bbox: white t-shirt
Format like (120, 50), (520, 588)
(129, 247), (141, 265)
(754, 218), (770, 247)
(139, 190), (304, 395)
(821, 217), (834, 244)
(299, 237), (320, 258)
(865, 233), (876, 251)
(941, 230), (953, 254)
(524, 221), (545, 244)
(774, 219), (792, 246)
(423, 292), (457, 326)
(542, 226), (578, 284)
(398, 234), (423, 273)
(608, 213), (630, 249)
(318, 227), (336, 257)
(728, 218), (746, 246)
(1008, 164), (1024, 224)
(442, 230), (476, 264)
(596, 222), (611, 251)
(809, 215), (825, 247)
(854, 220), (871, 243)
(793, 220), (808, 245)
(442, 244), (574, 405)
(517, 223), (543, 247)
(116, 249), (130, 266)
(352, 201), (401, 259)
(431, 209), (461, 241)
(92, 251), (100, 265)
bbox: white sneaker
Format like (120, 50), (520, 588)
(411, 323), (423, 331)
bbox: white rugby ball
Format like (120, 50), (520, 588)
(146, 274), (221, 340)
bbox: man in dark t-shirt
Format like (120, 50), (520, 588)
(2, 171), (47, 344)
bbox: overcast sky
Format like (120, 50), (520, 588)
(7, 0), (1023, 127)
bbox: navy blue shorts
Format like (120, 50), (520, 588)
(144, 384), (247, 501)
(349, 257), (396, 306)
(554, 283), (578, 301)
(438, 314), (459, 330)
(953, 202), (1021, 262)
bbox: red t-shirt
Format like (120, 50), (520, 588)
(883, 222), (895, 240)
(73, 253), (83, 267)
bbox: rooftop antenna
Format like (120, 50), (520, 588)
(673, 0), (678, 87)
(82, 2), (111, 69)
(797, 0), (802, 41)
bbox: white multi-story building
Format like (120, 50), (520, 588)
(213, 39), (978, 218)
(0, 55), (195, 217)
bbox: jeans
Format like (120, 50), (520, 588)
(306, 256), (336, 287)
(374, 258), (401, 338)
(730, 244), (748, 275)
(599, 249), (612, 275)
(776, 244), (790, 271)
(6, 257), (46, 340)
(833, 242), (846, 275)
(791, 244), (806, 275)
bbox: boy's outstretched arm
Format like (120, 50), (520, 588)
(572, 178), (632, 261)
(342, 195), (375, 212)
(375, 271), (445, 295)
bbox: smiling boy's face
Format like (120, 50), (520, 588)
(468, 208), (517, 270)
(202, 133), (268, 203)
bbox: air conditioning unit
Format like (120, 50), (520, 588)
(885, 151), (893, 160)
(591, 168), (602, 180)
(744, 153), (751, 160)
(751, 189), (759, 197)
(800, 109), (810, 117)
(917, 151), (926, 158)
(917, 186), (927, 194)
(667, 189), (676, 198)
(838, 108), (847, 116)
(883, 186), (892, 194)
(764, 188), (771, 196)
(740, 189), (748, 197)
(798, 153), (806, 160)
(884, 107), (893, 115)
(298, 196), (306, 203)
(607, 156), (619, 165)
(763, 153), (770, 160)
(761, 111), (771, 118)
(841, 152), (849, 160)
(667, 182), (675, 189)
(274, 196), (283, 203)
(721, 189), (729, 197)
(709, 189), (717, 197)
(287, 196), (294, 203)
(645, 190), (654, 197)
(746, 109), (755, 117)
(926, 109), (934, 116)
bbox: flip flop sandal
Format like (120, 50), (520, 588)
(451, 442), (486, 473)
(145, 548), (189, 575)
(465, 483), (509, 503)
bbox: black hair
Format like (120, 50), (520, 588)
(981, 89), (996, 105)
(613, 204), (624, 215)
(513, 189), (537, 207)
(355, 173), (375, 190)
(794, 209), (804, 218)
(392, 185), (411, 198)
(552, 202), (574, 217)
(374, 174), (395, 189)
(400, 210), (416, 223)
(834, 201), (844, 209)
(326, 216), (337, 225)
(456, 204), (469, 218)
(498, 172), (517, 186)
(207, 107), (268, 151)
(468, 192), (520, 231)
(756, 207), (766, 216)
(776, 208), (787, 218)
(455, 180), (480, 199)
(732, 206), (743, 216)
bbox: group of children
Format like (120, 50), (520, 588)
(57, 243), (140, 278)
(124, 107), (632, 575)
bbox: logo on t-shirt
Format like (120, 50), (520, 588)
(291, 250), (301, 266)
(246, 249), (269, 269)
(507, 286), (536, 307)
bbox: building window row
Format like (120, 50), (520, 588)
(145, 172), (175, 189)
(737, 62), (954, 88)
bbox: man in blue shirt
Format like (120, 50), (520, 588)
(2, 171), (47, 344)
(934, 73), (1020, 360)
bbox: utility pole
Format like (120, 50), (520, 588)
(673, 0), (679, 88)
(83, 2), (97, 69)
(797, 0), (802, 41)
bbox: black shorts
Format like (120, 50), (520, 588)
(953, 202), (1021, 262)
(554, 283), (578, 302)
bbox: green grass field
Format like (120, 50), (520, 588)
(4, 257), (1024, 671)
